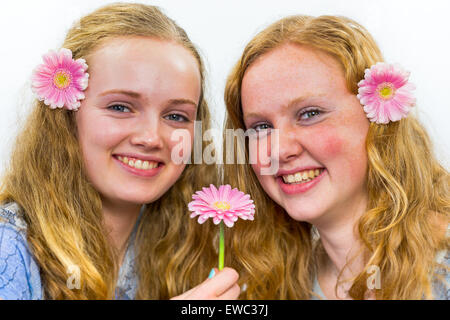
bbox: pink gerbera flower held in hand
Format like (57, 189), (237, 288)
(31, 48), (89, 110)
(357, 62), (415, 124)
(188, 184), (255, 271)
(188, 184), (255, 228)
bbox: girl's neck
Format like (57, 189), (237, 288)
(101, 199), (142, 264)
(314, 192), (368, 298)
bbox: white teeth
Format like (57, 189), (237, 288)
(282, 169), (323, 184)
(134, 160), (142, 169)
(117, 156), (158, 170)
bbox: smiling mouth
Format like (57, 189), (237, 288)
(280, 168), (325, 184)
(116, 155), (162, 170)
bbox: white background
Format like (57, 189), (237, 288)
(0, 0), (449, 174)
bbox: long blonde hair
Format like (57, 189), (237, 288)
(223, 15), (449, 299)
(0, 3), (219, 299)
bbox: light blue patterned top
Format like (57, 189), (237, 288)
(311, 225), (449, 300)
(0, 202), (141, 300)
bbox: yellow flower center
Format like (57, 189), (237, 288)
(53, 70), (71, 89)
(213, 201), (231, 211)
(377, 82), (395, 100)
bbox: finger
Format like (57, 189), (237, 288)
(204, 267), (239, 297)
(170, 286), (196, 300)
(216, 283), (241, 300)
(171, 267), (240, 300)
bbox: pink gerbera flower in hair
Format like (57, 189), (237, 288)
(188, 184), (255, 228)
(357, 62), (415, 124)
(31, 48), (89, 110)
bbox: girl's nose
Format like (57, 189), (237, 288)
(278, 126), (304, 163)
(130, 117), (164, 150)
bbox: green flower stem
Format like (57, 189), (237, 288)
(219, 221), (225, 271)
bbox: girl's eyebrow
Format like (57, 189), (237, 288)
(244, 93), (326, 121)
(99, 89), (141, 98)
(99, 90), (197, 108)
(283, 93), (326, 111)
(166, 98), (198, 108)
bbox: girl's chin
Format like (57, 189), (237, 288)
(124, 194), (162, 205)
(278, 202), (326, 223)
(108, 190), (165, 207)
(111, 179), (174, 204)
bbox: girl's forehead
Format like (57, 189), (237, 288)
(85, 38), (201, 89)
(246, 44), (342, 76)
(244, 45), (344, 89)
(241, 45), (348, 109)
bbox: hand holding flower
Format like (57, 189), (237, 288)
(170, 267), (240, 300)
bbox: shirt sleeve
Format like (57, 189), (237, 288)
(0, 223), (43, 300)
(432, 250), (449, 300)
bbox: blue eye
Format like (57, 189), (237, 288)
(253, 123), (272, 132)
(250, 123), (273, 137)
(165, 113), (188, 122)
(109, 104), (131, 113)
(300, 109), (321, 120)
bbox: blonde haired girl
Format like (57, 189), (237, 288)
(0, 3), (239, 299)
(223, 15), (449, 299)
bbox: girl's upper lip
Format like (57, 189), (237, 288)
(276, 166), (325, 177)
(113, 153), (164, 163)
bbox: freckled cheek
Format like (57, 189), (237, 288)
(318, 134), (344, 159)
(317, 131), (368, 182)
(248, 137), (273, 171)
(250, 162), (264, 181)
(250, 163), (275, 197)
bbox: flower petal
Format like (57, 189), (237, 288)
(223, 218), (235, 228)
(31, 48), (89, 110)
(357, 62), (414, 124)
(218, 184), (232, 202)
(189, 185), (256, 227)
(198, 215), (209, 224)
